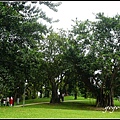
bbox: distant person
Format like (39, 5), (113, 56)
(3, 97), (6, 106)
(9, 96), (13, 106)
(6, 97), (9, 106)
(61, 93), (64, 102)
(58, 91), (60, 102)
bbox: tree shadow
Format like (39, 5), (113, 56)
(24, 100), (104, 112)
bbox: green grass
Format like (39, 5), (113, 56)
(0, 96), (120, 118)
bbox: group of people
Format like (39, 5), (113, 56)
(0, 96), (14, 106)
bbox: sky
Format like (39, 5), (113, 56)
(39, 1), (120, 31)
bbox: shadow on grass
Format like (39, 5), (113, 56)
(15, 97), (120, 113)
(24, 100), (105, 112)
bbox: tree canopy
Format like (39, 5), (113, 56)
(0, 1), (120, 107)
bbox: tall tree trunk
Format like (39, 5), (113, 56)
(96, 87), (114, 107)
(96, 65), (118, 107)
(50, 80), (60, 103)
(74, 92), (77, 100)
(40, 89), (42, 98)
(32, 82), (36, 99)
(74, 86), (78, 100)
(81, 75), (115, 107)
(96, 88), (105, 107)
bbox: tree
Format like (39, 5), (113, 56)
(39, 31), (65, 103)
(66, 13), (120, 107)
(90, 13), (120, 107)
(0, 1), (62, 99)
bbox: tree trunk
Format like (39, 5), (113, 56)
(81, 76), (114, 107)
(96, 87), (114, 107)
(32, 83), (36, 99)
(40, 90), (42, 98)
(84, 88), (88, 99)
(74, 92), (77, 99)
(50, 81), (60, 103)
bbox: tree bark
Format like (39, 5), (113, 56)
(40, 90), (42, 98)
(74, 93), (77, 99)
(81, 75), (114, 107)
(96, 83), (114, 107)
(50, 80), (60, 103)
(96, 89), (114, 107)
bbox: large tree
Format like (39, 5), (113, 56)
(0, 1), (62, 99)
(39, 30), (66, 103)
(90, 13), (120, 107)
(64, 13), (120, 107)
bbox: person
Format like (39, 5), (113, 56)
(3, 97), (6, 106)
(61, 93), (64, 102)
(6, 97), (9, 106)
(17, 98), (20, 105)
(9, 96), (13, 106)
(58, 91), (61, 102)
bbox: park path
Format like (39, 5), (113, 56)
(14, 101), (49, 107)
(14, 99), (83, 107)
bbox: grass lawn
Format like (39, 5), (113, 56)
(0, 96), (120, 118)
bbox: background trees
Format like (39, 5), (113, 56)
(65, 13), (120, 107)
(0, 1), (120, 107)
(0, 1), (61, 100)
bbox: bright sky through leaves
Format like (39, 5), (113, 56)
(38, 1), (120, 31)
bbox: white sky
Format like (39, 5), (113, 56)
(38, 1), (120, 31)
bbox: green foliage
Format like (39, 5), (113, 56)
(0, 1), (61, 99)
(67, 12), (120, 106)
(0, 0), (119, 107)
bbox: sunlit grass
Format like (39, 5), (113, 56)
(0, 96), (120, 118)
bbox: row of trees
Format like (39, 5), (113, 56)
(0, 1), (120, 107)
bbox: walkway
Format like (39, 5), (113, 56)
(14, 101), (49, 107)
(14, 99), (82, 107)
